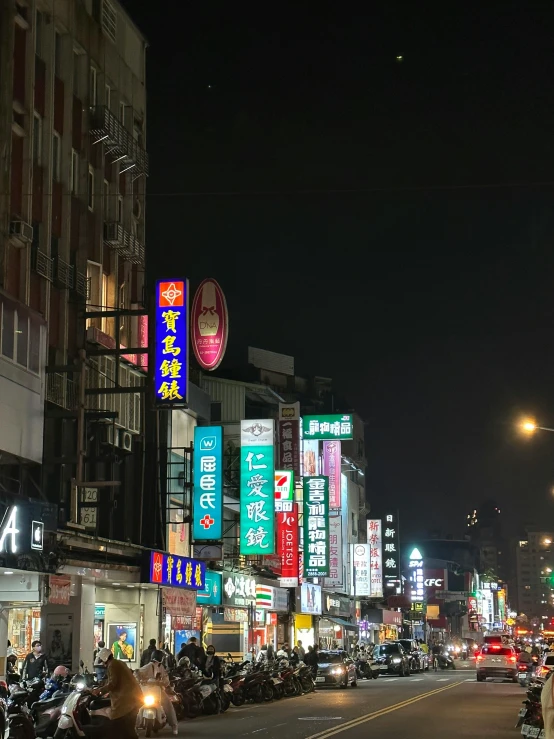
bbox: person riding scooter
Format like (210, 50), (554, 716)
(135, 649), (179, 736)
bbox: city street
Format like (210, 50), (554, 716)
(165, 670), (523, 739)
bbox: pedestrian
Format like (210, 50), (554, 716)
(202, 645), (222, 682)
(183, 637), (205, 668)
(140, 638), (157, 667)
(93, 640), (106, 663)
(297, 640), (305, 661)
(21, 640), (47, 680)
(267, 644), (275, 662)
(257, 644), (269, 663)
(93, 647), (143, 738)
(135, 649), (179, 736)
(176, 642), (187, 662)
(290, 646), (300, 665)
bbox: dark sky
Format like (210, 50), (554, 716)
(128, 1), (554, 539)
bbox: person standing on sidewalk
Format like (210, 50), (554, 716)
(93, 648), (143, 738)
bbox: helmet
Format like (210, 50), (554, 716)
(53, 665), (70, 678)
(151, 650), (165, 664)
(178, 657), (191, 668)
(95, 648), (112, 665)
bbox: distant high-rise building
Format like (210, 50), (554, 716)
(516, 528), (554, 625)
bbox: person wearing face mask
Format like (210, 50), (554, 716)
(202, 645), (222, 683)
(135, 649), (179, 736)
(22, 640), (48, 680)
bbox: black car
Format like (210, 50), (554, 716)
(396, 640), (428, 673)
(371, 643), (411, 677)
(315, 651), (358, 688)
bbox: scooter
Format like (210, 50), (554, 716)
(437, 652), (456, 670)
(137, 682), (167, 738)
(54, 688), (111, 738)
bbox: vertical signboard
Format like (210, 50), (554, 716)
(383, 511), (400, 587)
(367, 519), (383, 598)
(322, 441), (341, 509)
(303, 476), (329, 578)
(301, 440), (319, 477)
(351, 543), (371, 596)
(240, 420), (275, 555)
(323, 516), (343, 589)
(276, 503), (299, 587)
(192, 426), (223, 540)
(154, 280), (188, 404)
(190, 278), (229, 371)
(408, 547), (424, 603)
(278, 403), (301, 478)
(275, 470), (294, 502)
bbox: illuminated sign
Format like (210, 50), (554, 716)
(408, 547), (424, 603)
(148, 551), (205, 591)
(322, 441), (341, 508)
(323, 516), (343, 589)
(154, 279), (188, 405)
(383, 512), (400, 585)
(196, 571), (222, 605)
(278, 403), (301, 478)
(302, 414), (353, 440)
(0, 506), (43, 554)
(240, 420), (275, 555)
(193, 426), (223, 540)
(303, 476), (330, 577)
(277, 503), (299, 587)
(351, 543), (371, 596)
(275, 470), (294, 501)
(424, 578), (443, 587)
(297, 583), (322, 615)
(367, 519), (383, 597)
(222, 572), (257, 607)
(191, 278), (228, 371)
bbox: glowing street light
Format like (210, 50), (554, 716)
(544, 538), (552, 546)
(519, 418), (554, 435)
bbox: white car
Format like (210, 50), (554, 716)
(538, 653), (554, 678)
(476, 645), (518, 682)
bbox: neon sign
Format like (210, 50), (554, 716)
(154, 279), (188, 405)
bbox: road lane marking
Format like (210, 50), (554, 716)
(436, 678), (450, 681)
(299, 718), (344, 721)
(303, 681), (465, 739)
(464, 679), (476, 682)
(410, 679), (424, 681)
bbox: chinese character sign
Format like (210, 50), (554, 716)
(407, 547), (424, 603)
(303, 476), (330, 578)
(367, 519), (383, 598)
(191, 278), (228, 371)
(302, 414), (353, 440)
(277, 503), (299, 587)
(154, 280), (188, 405)
(351, 543), (371, 596)
(240, 420), (275, 555)
(278, 419), (300, 478)
(193, 426), (223, 541)
(322, 441), (341, 508)
(383, 511), (400, 586)
(148, 551), (206, 591)
(323, 516), (343, 589)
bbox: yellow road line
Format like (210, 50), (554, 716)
(305, 681), (465, 739)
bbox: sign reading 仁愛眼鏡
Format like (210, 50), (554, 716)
(191, 278), (229, 371)
(302, 414), (353, 440)
(193, 426), (224, 541)
(240, 420), (275, 555)
(303, 476), (330, 578)
(154, 279), (188, 405)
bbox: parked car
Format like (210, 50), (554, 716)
(315, 651), (357, 688)
(396, 640), (428, 673)
(476, 644), (517, 682)
(537, 653), (554, 679)
(371, 643), (411, 677)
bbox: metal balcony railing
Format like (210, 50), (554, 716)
(74, 271), (89, 299)
(104, 222), (145, 265)
(32, 247), (54, 282)
(55, 257), (75, 289)
(90, 106), (149, 178)
(46, 372), (77, 410)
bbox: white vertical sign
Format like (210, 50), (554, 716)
(351, 543), (371, 596)
(324, 516), (343, 589)
(367, 519), (383, 598)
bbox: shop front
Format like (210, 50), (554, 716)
(204, 571), (257, 659)
(255, 582), (289, 650)
(320, 593), (357, 650)
(363, 608), (402, 644)
(293, 583), (322, 649)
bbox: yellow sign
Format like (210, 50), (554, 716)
(506, 618), (515, 626)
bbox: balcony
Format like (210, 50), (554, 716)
(74, 271), (90, 299)
(104, 222), (145, 265)
(54, 257), (75, 289)
(89, 106), (149, 178)
(46, 372), (77, 410)
(32, 247), (54, 282)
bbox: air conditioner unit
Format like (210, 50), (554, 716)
(10, 219), (33, 247)
(102, 425), (120, 446)
(104, 222), (121, 243)
(120, 431), (132, 453)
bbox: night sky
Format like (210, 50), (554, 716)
(128, 1), (554, 539)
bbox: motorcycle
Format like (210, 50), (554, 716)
(517, 676), (546, 734)
(295, 663), (315, 694)
(7, 682), (38, 739)
(137, 681), (166, 738)
(54, 688), (112, 738)
(517, 662), (535, 688)
(436, 652), (456, 670)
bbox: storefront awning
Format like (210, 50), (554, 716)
(323, 616), (359, 631)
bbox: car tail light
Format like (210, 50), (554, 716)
(476, 655), (483, 662)
(510, 656), (517, 663)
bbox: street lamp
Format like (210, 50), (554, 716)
(519, 419), (554, 435)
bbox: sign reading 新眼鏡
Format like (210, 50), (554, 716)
(303, 475), (330, 578)
(302, 414), (353, 440)
(193, 426), (224, 541)
(154, 280), (188, 404)
(240, 420), (275, 555)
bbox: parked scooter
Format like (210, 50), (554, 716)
(54, 688), (111, 738)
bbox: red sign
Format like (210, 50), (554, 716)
(276, 503), (299, 585)
(158, 281), (185, 308)
(191, 278), (228, 371)
(151, 551), (164, 584)
(49, 575), (71, 605)
(278, 420), (300, 478)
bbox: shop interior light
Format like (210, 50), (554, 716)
(3, 571), (13, 575)
(112, 582), (120, 586)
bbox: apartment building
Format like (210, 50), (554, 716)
(0, 0), (148, 538)
(516, 528), (554, 623)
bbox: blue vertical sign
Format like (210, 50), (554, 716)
(154, 279), (188, 405)
(193, 426), (223, 540)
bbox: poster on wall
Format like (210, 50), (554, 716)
(46, 613), (73, 669)
(108, 623), (137, 662)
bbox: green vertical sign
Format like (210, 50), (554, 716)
(303, 476), (329, 577)
(240, 419), (275, 555)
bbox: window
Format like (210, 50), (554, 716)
(119, 100), (126, 127)
(101, 0), (117, 43)
(117, 195), (123, 223)
(105, 83), (111, 110)
(32, 112), (42, 165)
(16, 312), (28, 368)
(86, 260), (102, 328)
(35, 10), (43, 57)
(103, 179), (109, 219)
(52, 132), (61, 181)
(89, 65), (97, 106)
(88, 165), (94, 210)
(70, 149), (79, 194)
(2, 303), (14, 359)
(54, 31), (63, 77)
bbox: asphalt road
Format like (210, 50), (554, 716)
(156, 668), (525, 739)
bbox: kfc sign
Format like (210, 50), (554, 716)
(424, 578), (443, 587)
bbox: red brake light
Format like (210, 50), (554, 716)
(476, 655), (483, 662)
(490, 645), (500, 650)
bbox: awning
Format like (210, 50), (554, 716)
(321, 616), (359, 631)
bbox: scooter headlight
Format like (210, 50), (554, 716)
(61, 705), (68, 714)
(75, 681), (85, 690)
(143, 694), (156, 707)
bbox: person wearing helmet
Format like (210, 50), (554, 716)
(93, 647), (143, 738)
(135, 649), (178, 735)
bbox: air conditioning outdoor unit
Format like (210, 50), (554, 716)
(102, 425), (120, 447)
(10, 219), (33, 247)
(120, 431), (132, 452)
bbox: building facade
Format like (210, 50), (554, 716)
(516, 529), (554, 626)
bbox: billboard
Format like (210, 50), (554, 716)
(323, 516), (343, 589)
(367, 519), (383, 598)
(278, 402), (301, 478)
(302, 414), (353, 440)
(322, 441), (341, 509)
(351, 543), (371, 596)
(303, 476), (330, 578)
(276, 503), (299, 587)
(154, 280), (188, 404)
(147, 551), (206, 591)
(192, 426), (223, 541)
(296, 583), (322, 615)
(240, 420), (275, 555)
(383, 511), (400, 586)
(190, 278), (228, 371)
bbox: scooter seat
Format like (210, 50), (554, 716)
(31, 695), (65, 709)
(11, 690), (28, 700)
(89, 697), (111, 710)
